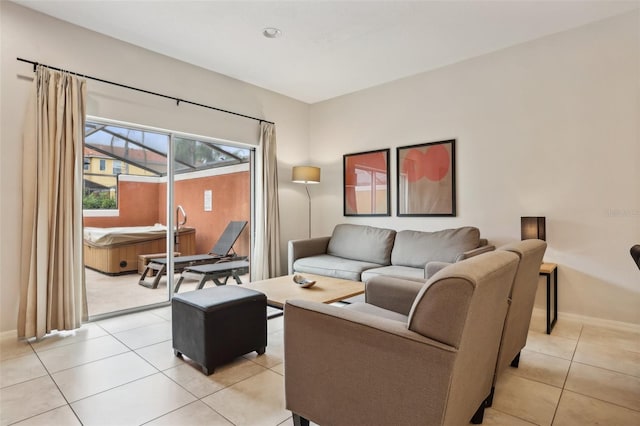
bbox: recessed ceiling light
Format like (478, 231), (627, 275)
(263, 27), (282, 39)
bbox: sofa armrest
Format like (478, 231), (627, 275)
(455, 244), (495, 262)
(287, 236), (331, 274)
(425, 261), (452, 279)
(365, 276), (425, 316)
(284, 299), (456, 425)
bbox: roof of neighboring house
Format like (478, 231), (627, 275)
(83, 179), (112, 191)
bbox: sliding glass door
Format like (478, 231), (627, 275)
(83, 121), (171, 317)
(171, 136), (252, 292)
(82, 118), (253, 319)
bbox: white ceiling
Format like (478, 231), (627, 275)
(14, 0), (640, 104)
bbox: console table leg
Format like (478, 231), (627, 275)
(551, 268), (558, 333)
(543, 267), (558, 334)
(546, 273), (551, 334)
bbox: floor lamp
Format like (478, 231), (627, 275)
(292, 166), (321, 238)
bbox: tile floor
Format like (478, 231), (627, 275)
(1, 307), (639, 426)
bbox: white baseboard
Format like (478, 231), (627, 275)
(0, 329), (19, 340)
(532, 307), (640, 333)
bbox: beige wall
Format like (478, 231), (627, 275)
(0, 2), (310, 331)
(2, 3), (638, 331)
(309, 11), (640, 324)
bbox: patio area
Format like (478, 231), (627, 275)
(85, 268), (250, 317)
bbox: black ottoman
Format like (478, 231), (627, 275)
(172, 285), (267, 375)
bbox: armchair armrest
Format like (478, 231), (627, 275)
(365, 276), (425, 316)
(287, 236), (331, 274)
(426, 246), (495, 279)
(284, 300), (456, 426)
(455, 244), (495, 262)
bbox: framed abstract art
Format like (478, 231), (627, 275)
(343, 148), (390, 216)
(397, 139), (456, 216)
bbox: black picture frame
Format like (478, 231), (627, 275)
(343, 148), (391, 216)
(396, 139), (456, 217)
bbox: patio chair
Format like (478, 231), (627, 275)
(138, 221), (248, 289)
(174, 259), (250, 293)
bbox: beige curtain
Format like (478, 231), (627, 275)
(253, 122), (281, 280)
(19, 66), (87, 339)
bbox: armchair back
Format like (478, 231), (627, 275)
(284, 250), (519, 426)
(412, 251), (519, 425)
(495, 239), (547, 378)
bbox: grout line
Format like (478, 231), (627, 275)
(502, 369), (565, 391)
(156, 358), (263, 426)
(19, 314), (638, 425)
(549, 323), (584, 425)
(520, 347), (573, 362)
(27, 346), (84, 426)
(138, 399), (237, 426)
(92, 317), (170, 336)
(23, 323), (172, 420)
(4, 404), (79, 426)
(519, 346), (574, 362)
(29, 332), (109, 354)
(199, 400), (238, 426)
(487, 407), (539, 425)
(64, 371), (161, 406)
(559, 387), (640, 414)
(570, 359), (640, 379)
(560, 324), (640, 414)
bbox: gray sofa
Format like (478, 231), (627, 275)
(288, 223), (493, 282)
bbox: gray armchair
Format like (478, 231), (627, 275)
(284, 251), (519, 426)
(486, 239), (547, 406)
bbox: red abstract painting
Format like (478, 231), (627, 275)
(397, 140), (456, 216)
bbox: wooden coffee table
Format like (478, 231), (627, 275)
(242, 274), (364, 309)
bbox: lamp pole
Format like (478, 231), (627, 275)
(292, 165), (321, 239)
(305, 185), (311, 238)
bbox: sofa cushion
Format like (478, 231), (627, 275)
(391, 227), (480, 267)
(293, 254), (382, 281)
(361, 266), (426, 283)
(327, 224), (396, 265)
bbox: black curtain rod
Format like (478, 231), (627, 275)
(17, 57), (274, 125)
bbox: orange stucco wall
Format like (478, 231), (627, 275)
(83, 172), (250, 258)
(83, 181), (160, 228)
(158, 172), (251, 257)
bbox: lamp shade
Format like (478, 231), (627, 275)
(521, 217), (546, 241)
(292, 166), (321, 184)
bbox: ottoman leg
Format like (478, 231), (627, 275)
(202, 365), (213, 376)
(174, 349), (182, 358)
(256, 347), (266, 355)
